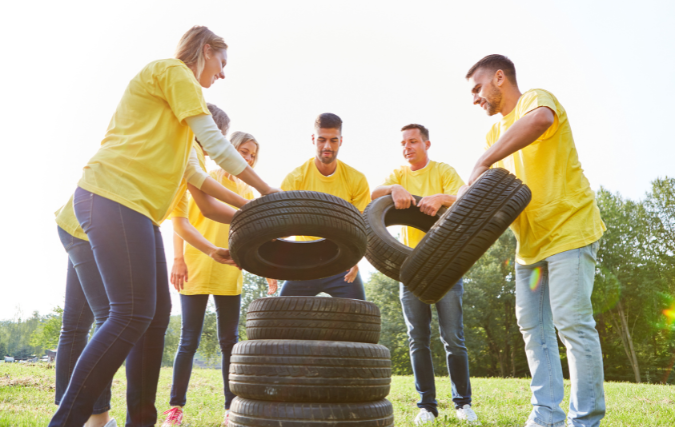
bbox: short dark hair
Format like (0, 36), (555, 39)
(315, 113), (342, 132)
(465, 54), (517, 85)
(401, 124), (429, 141)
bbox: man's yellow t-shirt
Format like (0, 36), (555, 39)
(281, 158), (371, 241)
(382, 161), (465, 248)
(172, 170), (254, 296)
(486, 88), (605, 265)
(77, 58), (210, 226)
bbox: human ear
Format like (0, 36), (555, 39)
(204, 44), (212, 60)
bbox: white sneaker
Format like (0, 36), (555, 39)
(524, 420), (546, 427)
(103, 420), (117, 427)
(414, 408), (436, 425)
(222, 409), (229, 426)
(456, 404), (481, 425)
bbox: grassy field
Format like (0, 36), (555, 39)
(1, 363), (673, 426)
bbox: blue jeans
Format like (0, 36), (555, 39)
(170, 294), (241, 409)
(515, 241), (605, 427)
(55, 226), (112, 415)
(400, 279), (471, 416)
(280, 271), (366, 300)
(49, 188), (172, 427)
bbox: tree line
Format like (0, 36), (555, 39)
(4, 177), (673, 384)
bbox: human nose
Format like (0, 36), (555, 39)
(472, 93), (481, 105)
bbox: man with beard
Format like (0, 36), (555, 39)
(278, 113), (370, 299)
(371, 124), (479, 426)
(464, 54), (606, 427)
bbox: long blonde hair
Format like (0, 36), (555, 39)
(175, 26), (228, 80)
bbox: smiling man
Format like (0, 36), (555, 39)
(371, 124), (479, 426)
(465, 54), (606, 427)
(278, 113), (370, 299)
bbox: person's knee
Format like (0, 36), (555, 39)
(178, 334), (201, 354)
(218, 335), (238, 353)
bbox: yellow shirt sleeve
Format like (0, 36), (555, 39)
(159, 64), (212, 124)
(382, 169), (401, 186)
(280, 172), (296, 191)
(516, 89), (560, 140)
(439, 164), (465, 195)
(352, 174), (371, 213)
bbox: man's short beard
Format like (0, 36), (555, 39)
(485, 85), (503, 116)
(318, 152), (337, 164)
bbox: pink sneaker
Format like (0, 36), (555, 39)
(161, 407), (184, 426)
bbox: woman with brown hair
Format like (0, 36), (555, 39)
(49, 26), (277, 427)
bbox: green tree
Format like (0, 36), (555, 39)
(29, 307), (63, 351)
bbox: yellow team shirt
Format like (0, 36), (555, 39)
(382, 161), (465, 248)
(486, 88), (605, 265)
(77, 58), (210, 226)
(281, 158), (371, 241)
(172, 170), (254, 296)
(56, 141), (206, 241)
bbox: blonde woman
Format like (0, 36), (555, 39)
(50, 26), (277, 427)
(162, 132), (274, 427)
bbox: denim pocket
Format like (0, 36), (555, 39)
(73, 187), (94, 233)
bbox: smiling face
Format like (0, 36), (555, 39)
(237, 140), (258, 167)
(199, 45), (227, 88)
(312, 128), (342, 165)
(401, 128), (430, 166)
(468, 68), (504, 116)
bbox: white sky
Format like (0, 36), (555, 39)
(1, 0), (673, 319)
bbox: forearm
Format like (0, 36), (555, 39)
(439, 194), (457, 207)
(477, 108), (554, 168)
(188, 183), (236, 224)
(200, 176), (248, 208)
(172, 217), (217, 256)
(235, 166), (273, 196)
(185, 114), (248, 175)
(372, 185), (399, 199)
(173, 232), (185, 260)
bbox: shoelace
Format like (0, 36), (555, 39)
(163, 407), (183, 424)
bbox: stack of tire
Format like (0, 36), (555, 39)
(228, 296), (395, 426)
(364, 168), (532, 303)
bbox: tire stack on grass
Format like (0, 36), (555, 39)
(228, 296), (394, 426)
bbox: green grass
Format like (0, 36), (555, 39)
(1, 363), (673, 426)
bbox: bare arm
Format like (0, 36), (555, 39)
(371, 184), (416, 209)
(171, 233), (188, 291)
(188, 183), (237, 224)
(417, 194), (457, 216)
(171, 217), (237, 266)
(236, 166), (280, 196)
(200, 176), (249, 208)
(468, 107), (555, 185)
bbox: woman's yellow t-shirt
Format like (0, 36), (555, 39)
(382, 161), (465, 248)
(486, 88), (605, 265)
(175, 170), (254, 296)
(77, 58), (210, 225)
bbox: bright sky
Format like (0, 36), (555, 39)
(2, 1), (673, 319)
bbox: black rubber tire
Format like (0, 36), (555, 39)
(229, 398), (395, 427)
(400, 168), (531, 304)
(363, 195), (447, 281)
(246, 297), (381, 344)
(229, 191), (367, 280)
(229, 340), (391, 403)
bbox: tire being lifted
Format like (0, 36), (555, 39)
(400, 168), (531, 304)
(363, 195), (447, 281)
(246, 297), (381, 344)
(229, 340), (391, 403)
(229, 398), (395, 427)
(229, 191), (367, 281)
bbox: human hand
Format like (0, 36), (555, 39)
(417, 194), (449, 216)
(171, 258), (188, 292)
(209, 248), (240, 268)
(344, 265), (359, 283)
(391, 185), (416, 209)
(467, 163), (490, 186)
(261, 187), (282, 196)
(266, 278), (278, 295)
(458, 185), (470, 198)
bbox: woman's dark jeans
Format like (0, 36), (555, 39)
(55, 226), (112, 415)
(170, 294), (241, 409)
(49, 188), (171, 427)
